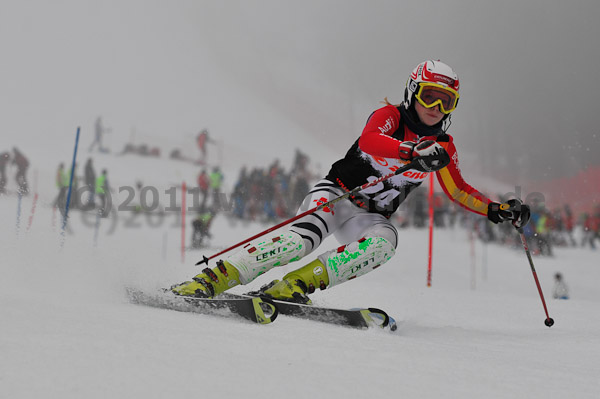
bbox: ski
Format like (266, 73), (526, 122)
(272, 299), (397, 331)
(222, 293), (397, 331)
(126, 288), (396, 330)
(126, 288), (278, 325)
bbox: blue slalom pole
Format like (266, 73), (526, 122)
(61, 127), (81, 242)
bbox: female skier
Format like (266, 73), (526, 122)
(171, 60), (530, 303)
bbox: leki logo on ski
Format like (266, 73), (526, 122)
(313, 197), (334, 214)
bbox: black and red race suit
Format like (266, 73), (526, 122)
(326, 104), (491, 218)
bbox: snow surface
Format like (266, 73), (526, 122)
(1, 147), (599, 399)
(2, 2), (600, 397)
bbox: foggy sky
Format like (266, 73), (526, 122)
(2, 0), (599, 184)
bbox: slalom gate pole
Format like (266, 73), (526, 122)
(26, 169), (39, 232)
(181, 181), (186, 263)
(196, 160), (420, 266)
(426, 173), (434, 287)
(517, 227), (554, 327)
(16, 192), (23, 236)
(61, 127), (81, 244)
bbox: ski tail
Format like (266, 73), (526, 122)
(126, 287), (278, 325)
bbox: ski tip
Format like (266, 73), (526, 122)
(364, 308), (399, 332)
(367, 307), (390, 328)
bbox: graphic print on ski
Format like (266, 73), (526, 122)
(222, 293), (397, 331)
(196, 160), (434, 266)
(273, 299), (397, 331)
(126, 288), (278, 325)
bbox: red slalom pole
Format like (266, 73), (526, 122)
(26, 169), (39, 232)
(426, 173), (434, 287)
(196, 160), (425, 266)
(517, 228), (554, 327)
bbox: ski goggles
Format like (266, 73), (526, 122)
(414, 83), (459, 114)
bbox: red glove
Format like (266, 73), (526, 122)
(398, 140), (445, 160)
(398, 141), (418, 162)
(398, 140), (450, 172)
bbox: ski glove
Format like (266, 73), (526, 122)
(398, 140), (450, 172)
(487, 199), (531, 228)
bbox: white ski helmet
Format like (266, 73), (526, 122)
(404, 60), (460, 113)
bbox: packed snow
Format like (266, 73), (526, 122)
(1, 147), (598, 399)
(2, 2), (600, 397)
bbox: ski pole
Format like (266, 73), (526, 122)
(516, 226), (554, 327)
(196, 159), (422, 265)
(426, 172), (434, 287)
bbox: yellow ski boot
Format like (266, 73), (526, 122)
(261, 259), (329, 304)
(171, 260), (240, 298)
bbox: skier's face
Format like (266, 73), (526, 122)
(415, 101), (445, 126)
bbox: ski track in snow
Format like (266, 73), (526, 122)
(3, 2), (600, 396)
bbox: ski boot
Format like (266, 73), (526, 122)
(171, 260), (240, 298)
(258, 259), (330, 304)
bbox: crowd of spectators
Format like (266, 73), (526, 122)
(392, 192), (600, 256)
(192, 151), (599, 255)
(222, 149), (313, 223)
(190, 149), (314, 248)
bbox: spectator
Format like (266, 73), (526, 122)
(54, 163), (69, 213)
(96, 169), (110, 217)
(581, 212), (598, 249)
(196, 129), (215, 164)
(191, 209), (215, 249)
(12, 147), (29, 195)
(0, 151), (10, 194)
(209, 167), (224, 210)
(84, 158), (96, 209)
(563, 204), (577, 247)
(197, 169), (210, 210)
(553, 273), (569, 300)
(536, 209), (553, 256)
(89, 116), (109, 153)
